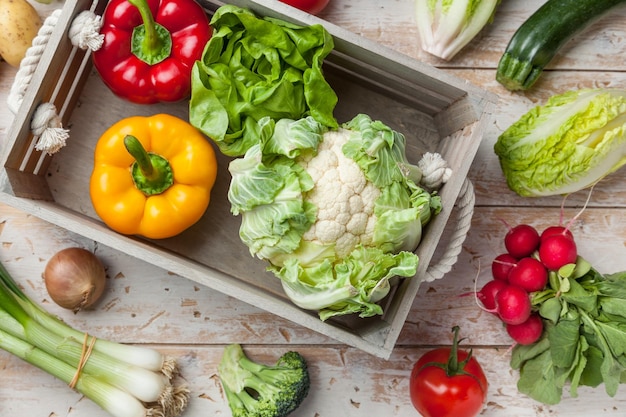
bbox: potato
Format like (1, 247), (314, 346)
(0, 0), (43, 67)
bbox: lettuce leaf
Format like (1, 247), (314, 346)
(189, 5), (338, 157)
(276, 246), (418, 321)
(494, 88), (626, 197)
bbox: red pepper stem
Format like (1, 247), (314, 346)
(124, 135), (174, 196)
(128, 0), (172, 65)
(128, 0), (157, 48)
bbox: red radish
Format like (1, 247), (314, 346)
(507, 257), (548, 292)
(495, 285), (532, 325)
(538, 186), (588, 245)
(491, 253), (517, 282)
(476, 279), (508, 310)
(538, 233), (577, 270)
(540, 225), (574, 243)
(506, 314), (543, 345)
(504, 224), (540, 259)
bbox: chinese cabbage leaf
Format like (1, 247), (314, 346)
(494, 88), (626, 197)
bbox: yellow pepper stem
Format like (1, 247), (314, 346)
(124, 135), (174, 196)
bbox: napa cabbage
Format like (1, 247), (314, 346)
(415, 0), (501, 60)
(494, 88), (626, 197)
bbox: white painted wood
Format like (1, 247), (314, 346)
(1, 0), (626, 416)
(0, 0), (495, 358)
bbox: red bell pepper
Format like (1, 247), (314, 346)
(92, 0), (211, 104)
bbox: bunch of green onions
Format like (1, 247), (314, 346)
(0, 261), (189, 417)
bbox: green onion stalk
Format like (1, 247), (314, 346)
(0, 261), (189, 417)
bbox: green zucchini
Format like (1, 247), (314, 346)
(496, 0), (626, 91)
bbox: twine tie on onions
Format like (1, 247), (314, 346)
(69, 333), (97, 389)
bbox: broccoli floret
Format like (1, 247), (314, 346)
(218, 344), (310, 417)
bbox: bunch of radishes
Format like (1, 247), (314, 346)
(477, 222), (578, 346)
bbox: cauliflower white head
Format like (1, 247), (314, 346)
(299, 129), (381, 258)
(227, 114), (443, 320)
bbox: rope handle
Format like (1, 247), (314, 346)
(7, 9), (103, 155)
(414, 152), (473, 282)
(423, 178), (474, 282)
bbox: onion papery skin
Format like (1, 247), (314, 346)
(43, 247), (107, 313)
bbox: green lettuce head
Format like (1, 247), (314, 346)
(190, 5), (338, 157)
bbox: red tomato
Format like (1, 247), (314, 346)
(409, 327), (488, 417)
(279, 0), (330, 15)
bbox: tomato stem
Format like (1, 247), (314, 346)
(447, 325), (472, 376)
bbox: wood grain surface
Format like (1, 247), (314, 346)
(1, 0), (626, 415)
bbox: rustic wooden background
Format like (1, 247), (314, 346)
(1, 0), (626, 415)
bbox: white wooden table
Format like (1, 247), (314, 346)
(1, 0), (626, 416)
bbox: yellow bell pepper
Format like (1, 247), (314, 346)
(90, 114), (218, 239)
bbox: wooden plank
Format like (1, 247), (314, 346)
(1, 204), (624, 348)
(319, 0), (626, 70)
(0, 0), (494, 358)
(2, 345), (626, 417)
(459, 69), (626, 209)
(1, 0), (626, 415)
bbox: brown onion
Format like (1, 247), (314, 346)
(43, 247), (107, 313)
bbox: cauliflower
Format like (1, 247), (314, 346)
(299, 129), (381, 259)
(228, 114), (443, 320)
